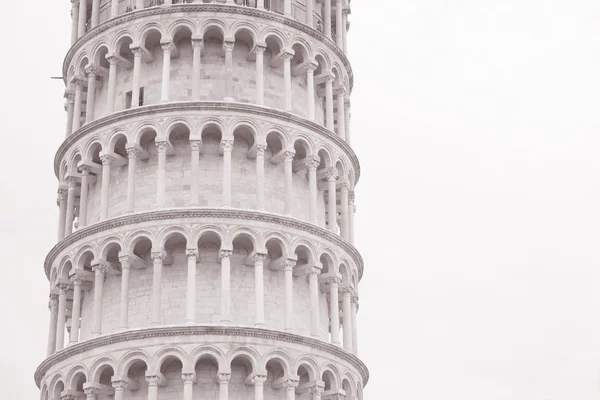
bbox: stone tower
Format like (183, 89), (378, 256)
(37, 1), (366, 399)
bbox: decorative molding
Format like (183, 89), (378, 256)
(53, 102), (361, 184)
(62, 5), (353, 91)
(34, 325), (369, 387)
(45, 208), (364, 280)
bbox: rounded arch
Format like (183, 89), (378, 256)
(261, 28), (288, 51)
(107, 130), (130, 153)
(194, 226), (225, 246)
(321, 363), (341, 391)
(163, 117), (193, 142)
(138, 22), (166, 45)
(90, 41), (110, 67)
(290, 37), (312, 61)
(292, 241), (316, 268)
(227, 346), (260, 373)
(313, 49), (331, 74)
(232, 23), (258, 50)
(74, 53), (90, 77)
(228, 227), (260, 252)
(74, 246), (96, 270)
(265, 127), (289, 156)
(98, 236), (124, 260)
(117, 349), (151, 377)
(318, 249), (337, 275)
(342, 374), (357, 397)
(89, 356), (118, 383)
(158, 226), (192, 249)
(151, 346), (190, 374)
(83, 139), (104, 163)
(65, 364), (88, 392)
(316, 146), (334, 169)
(230, 118), (260, 144)
(200, 20), (227, 41)
(294, 356), (319, 382)
(132, 121), (161, 146)
(110, 29), (135, 54)
(167, 18), (196, 40)
(263, 232), (291, 259)
(189, 346), (227, 372)
(67, 149), (83, 176)
(48, 374), (65, 399)
(261, 349), (293, 376)
(57, 255), (74, 281)
(291, 134), (315, 159)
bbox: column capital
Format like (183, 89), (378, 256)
(223, 40), (235, 52)
(325, 169), (339, 182)
(57, 186), (68, 200)
(253, 252), (267, 265)
(191, 38), (204, 49)
(186, 248), (199, 258)
(308, 265), (322, 276)
(324, 73), (335, 83)
(83, 387), (100, 397)
(48, 291), (59, 306)
(106, 55), (119, 66)
(111, 380), (128, 390)
(66, 175), (79, 188)
(145, 375), (160, 386)
(337, 181), (349, 190)
(130, 46), (144, 57)
(217, 372), (231, 384)
(284, 377), (300, 389)
(70, 271), (87, 285)
(190, 140), (202, 152)
(252, 374), (267, 386)
(64, 89), (75, 101)
(151, 250), (166, 261)
(85, 64), (99, 77)
(182, 372), (197, 384)
(160, 41), (175, 53)
(222, 139), (234, 152)
(327, 276), (342, 285)
(304, 61), (319, 72)
(61, 394), (76, 400)
(253, 43), (267, 55)
(91, 262), (108, 275)
(126, 145), (140, 159)
(307, 156), (320, 171)
(351, 293), (359, 304)
(255, 144), (267, 156)
(118, 254), (132, 267)
(100, 153), (114, 166)
(282, 51), (295, 61)
(282, 259), (296, 272)
(71, 0), (80, 5)
(220, 249), (233, 260)
(334, 86), (347, 96)
(344, 97), (352, 109)
(283, 150), (296, 162)
(308, 381), (325, 394)
(56, 280), (72, 292)
(155, 140), (170, 153)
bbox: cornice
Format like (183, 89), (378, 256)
(62, 4), (353, 91)
(53, 101), (361, 183)
(44, 208), (364, 280)
(34, 325), (369, 387)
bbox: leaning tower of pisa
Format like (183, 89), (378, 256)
(37, 1), (366, 399)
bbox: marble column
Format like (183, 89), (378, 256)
(284, 0), (291, 15)
(57, 187), (68, 241)
(329, 277), (341, 346)
(309, 383), (325, 400)
(110, 0), (119, 19)
(306, 63), (317, 121)
(71, 0), (80, 44)
(99, 154), (113, 221)
(77, 0), (87, 39)
(254, 253), (267, 327)
(344, 96), (351, 144)
(220, 250), (232, 323)
(112, 381), (128, 400)
(325, 75), (334, 130)
(255, 45), (266, 105)
(253, 375), (267, 400)
(339, 182), (349, 240)
(283, 260), (295, 332)
(351, 294), (359, 355)
(192, 39), (203, 100)
(324, 0), (332, 38)
(336, 0), (343, 47)
(130, 47), (143, 108)
(218, 373), (230, 400)
(189, 141), (201, 206)
(284, 151), (295, 215)
(161, 42), (173, 102)
(125, 146), (138, 213)
(136, 0), (144, 9)
(222, 140), (233, 207)
(348, 192), (355, 244)
(150, 251), (164, 325)
(65, 90), (75, 137)
(118, 255), (131, 330)
(64, 177), (77, 237)
(182, 373), (196, 400)
(47, 292), (59, 356)
(69, 273), (84, 344)
(78, 167), (90, 227)
(91, 0), (100, 28)
(326, 170), (338, 233)
(186, 249), (198, 324)
(106, 56), (118, 114)
(308, 267), (320, 338)
(223, 41), (235, 101)
(85, 65), (97, 124)
(283, 52), (294, 111)
(156, 141), (168, 208)
(342, 289), (353, 351)
(336, 88), (346, 140)
(306, 0), (314, 27)
(342, 5), (349, 54)
(308, 158), (319, 224)
(55, 282), (69, 351)
(256, 144), (266, 210)
(72, 79), (84, 131)
(146, 376), (159, 400)
(91, 263), (107, 336)
(285, 379), (299, 400)
(84, 387), (100, 400)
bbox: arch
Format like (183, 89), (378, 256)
(107, 130), (130, 154)
(74, 246), (96, 270)
(151, 346), (190, 374)
(117, 349), (151, 377)
(339, 262), (350, 284)
(132, 121), (161, 146)
(48, 374), (65, 399)
(138, 22), (166, 45)
(316, 146), (333, 169)
(294, 356), (319, 382)
(263, 232), (291, 259)
(111, 29), (135, 54)
(232, 23), (258, 50)
(321, 363), (341, 391)
(227, 346), (259, 373)
(290, 36), (312, 61)
(318, 249), (337, 275)
(194, 226), (225, 247)
(261, 28), (287, 52)
(190, 346), (227, 372)
(201, 20), (226, 41)
(74, 53), (90, 77)
(342, 374), (357, 397)
(65, 364), (87, 392)
(265, 127), (288, 157)
(125, 229), (156, 252)
(90, 41), (110, 68)
(98, 236), (124, 260)
(89, 356), (118, 383)
(261, 349), (293, 376)
(67, 149), (83, 176)
(292, 241), (316, 268)
(228, 227), (260, 251)
(167, 18), (196, 41)
(159, 226), (191, 249)
(57, 256), (74, 281)
(291, 134), (315, 159)
(231, 118), (260, 146)
(83, 139), (104, 163)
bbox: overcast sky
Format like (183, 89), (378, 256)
(1, 1), (600, 399)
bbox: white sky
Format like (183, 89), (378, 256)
(1, 1), (600, 399)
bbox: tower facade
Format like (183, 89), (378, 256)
(37, 1), (366, 399)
